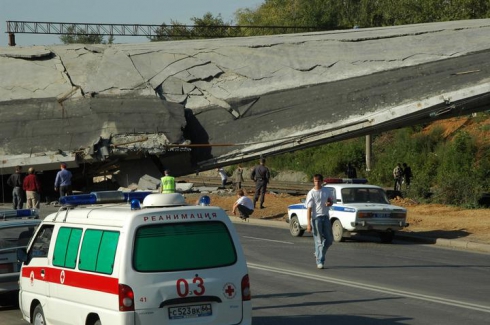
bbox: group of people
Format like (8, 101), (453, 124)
(6, 163), (73, 210)
(393, 162), (413, 191)
(157, 160), (337, 270)
(217, 164), (246, 190)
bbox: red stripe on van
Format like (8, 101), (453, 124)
(21, 266), (119, 294)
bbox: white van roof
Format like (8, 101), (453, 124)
(43, 191), (226, 228)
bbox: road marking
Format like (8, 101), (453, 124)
(248, 263), (490, 313)
(243, 236), (294, 245)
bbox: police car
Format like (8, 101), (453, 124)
(0, 209), (40, 305)
(18, 191), (252, 325)
(287, 178), (408, 243)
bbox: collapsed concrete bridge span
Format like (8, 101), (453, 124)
(1, 19), (490, 188)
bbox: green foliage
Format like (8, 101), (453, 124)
(149, 13), (233, 41)
(267, 137), (366, 180)
(430, 131), (484, 206)
(267, 115), (490, 207)
(59, 26), (111, 44)
(235, 0), (490, 31)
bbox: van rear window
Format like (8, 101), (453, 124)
(133, 221), (237, 272)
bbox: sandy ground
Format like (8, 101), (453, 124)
(2, 190), (488, 246)
(185, 192), (490, 245)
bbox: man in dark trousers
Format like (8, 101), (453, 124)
(251, 158), (270, 209)
(402, 163), (413, 189)
(54, 163), (73, 197)
(345, 163), (357, 178)
(7, 165), (24, 209)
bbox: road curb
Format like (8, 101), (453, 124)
(230, 216), (490, 254)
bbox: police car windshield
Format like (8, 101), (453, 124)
(133, 221), (237, 272)
(341, 188), (390, 204)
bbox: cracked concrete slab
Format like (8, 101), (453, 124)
(0, 19), (489, 179)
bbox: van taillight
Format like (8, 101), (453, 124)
(119, 284), (135, 311)
(241, 274), (251, 301)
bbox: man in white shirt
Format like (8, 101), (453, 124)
(232, 189), (254, 220)
(306, 174), (333, 269)
(217, 167), (228, 187)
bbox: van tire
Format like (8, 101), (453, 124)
(94, 320), (102, 325)
(33, 304), (45, 325)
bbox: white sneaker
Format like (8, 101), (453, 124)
(317, 264), (324, 269)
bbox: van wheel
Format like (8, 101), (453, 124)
(33, 305), (45, 325)
(94, 320), (102, 325)
(332, 219), (345, 242)
(289, 216), (305, 237)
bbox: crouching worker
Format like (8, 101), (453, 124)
(232, 189), (254, 221)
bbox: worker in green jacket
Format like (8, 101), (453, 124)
(160, 169), (175, 194)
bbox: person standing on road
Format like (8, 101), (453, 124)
(306, 174), (334, 269)
(160, 169), (176, 194)
(23, 167), (42, 209)
(251, 158), (270, 209)
(393, 163), (403, 192)
(7, 165), (24, 209)
(54, 163), (73, 197)
(234, 164), (244, 190)
(232, 189), (254, 220)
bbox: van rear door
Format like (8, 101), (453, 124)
(127, 219), (248, 324)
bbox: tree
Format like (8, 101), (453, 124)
(235, 0), (490, 31)
(150, 13), (233, 42)
(60, 26), (114, 44)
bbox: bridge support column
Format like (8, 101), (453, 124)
(365, 135), (372, 172)
(8, 33), (16, 46)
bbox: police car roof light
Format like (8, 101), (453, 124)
(323, 177), (368, 184)
(59, 191), (153, 206)
(1, 208), (39, 220)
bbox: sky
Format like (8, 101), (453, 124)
(0, 0), (263, 47)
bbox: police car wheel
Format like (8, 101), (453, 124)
(332, 219), (345, 242)
(33, 304), (46, 325)
(379, 231), (395, 243)
(289, 216), (305, 237)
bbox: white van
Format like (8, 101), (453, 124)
(18, 191), (252, 325)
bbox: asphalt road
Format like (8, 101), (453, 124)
(238, 222), (490, 325)
(2, 210), (489, 324)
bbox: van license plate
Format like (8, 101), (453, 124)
(168, 304), (212, 319)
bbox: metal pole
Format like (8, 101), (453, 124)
(365, 135), (372, 172)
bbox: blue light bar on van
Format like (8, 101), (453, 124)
(59, 191), (152, 206)
(1, 208), (39, 220)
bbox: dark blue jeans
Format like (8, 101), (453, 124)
(12, 187), (24, 209)
(312, 215), (333, 265)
